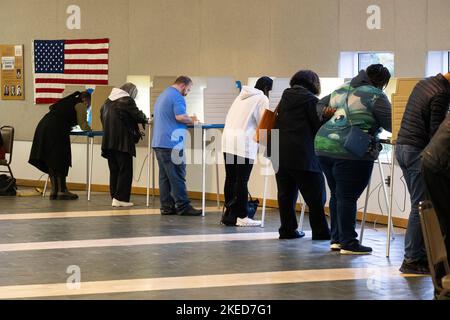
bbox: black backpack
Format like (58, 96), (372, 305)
(0, 174), (17, 196)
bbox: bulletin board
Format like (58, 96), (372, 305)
(0, 44), (24, 100)
(390, 78), (422, 143)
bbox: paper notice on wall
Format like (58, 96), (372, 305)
(2, 57), (15, 70)
(14, 45), (22, 57)
(1, 44), (25, 100)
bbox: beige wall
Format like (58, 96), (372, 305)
(1, 0), (450, 140)
(0, 0), (129, 140)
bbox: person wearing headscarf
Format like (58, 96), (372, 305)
(100, 82), (148, 207)
(29, 91), (92, 200)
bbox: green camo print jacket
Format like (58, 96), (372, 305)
(314, 83), (387, 161)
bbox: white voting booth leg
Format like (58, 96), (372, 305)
(87, 136), (94, 201)
(359, 178), (372, 243)
(261, 174), (269, 228)
(215, 147), (220, 209)
(202, 128), (206, 217)
(146, 123), (156, 208)
(43, 175), (49, 197)
(146, 130), (151, 207)
(152, 151), (156, 203)
(359, 158), (396, 257)
(86, 136), (90, 196)
(298, 193), (306, 232)
(387, 144), (397, 257)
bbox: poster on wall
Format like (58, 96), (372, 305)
(0, 44), (24, 100)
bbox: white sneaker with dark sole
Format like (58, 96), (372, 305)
(236, 217), (262, 227)
(112, 199), (134, 208)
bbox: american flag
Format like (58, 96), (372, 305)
(33, 38), (109, 104)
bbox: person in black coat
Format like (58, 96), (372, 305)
(100, 83), (148, 207)
(422, 115), (450, 264)
(396, 73), (450, 274)
(274, 70), (331, 240)
(29, 91), (91, 200)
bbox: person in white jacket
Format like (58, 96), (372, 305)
(221, 77), (273, 227)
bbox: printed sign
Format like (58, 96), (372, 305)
(1, 57), (14, 70)
(1, 45), (24, 100)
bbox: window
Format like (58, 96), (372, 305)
(426, 51), (449, 77)
(358, 52), (395, 76)
(448, 52), (450, 72)
(339, 52), (395, 78)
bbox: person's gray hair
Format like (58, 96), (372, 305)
(120, 82), (138, 99)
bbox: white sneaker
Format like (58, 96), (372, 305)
(112, 198), (134, 207)
(236, 217), (262, 227)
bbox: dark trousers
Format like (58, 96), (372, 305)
(107, 150), (133, 202)
(396, 144), (427, 262)
(275, 166), (330, 238)
(154, 148), (190, 212)
(318, 156), (373, 247)
(223, 153), (254, 224)
(422, 164), (450, 265)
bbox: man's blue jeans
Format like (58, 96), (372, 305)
(154, 148), (190, 212)
(395, 144), (427, 262)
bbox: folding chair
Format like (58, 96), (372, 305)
(0, 126), (14, 179)
(419, 201), (450, 300)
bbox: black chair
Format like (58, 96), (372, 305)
(0, 126), (14, 179)
(419, 201), (450, 300)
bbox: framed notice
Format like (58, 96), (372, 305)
(0, 44), (24, 100)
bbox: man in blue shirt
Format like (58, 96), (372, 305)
(152, 76), (201, 216)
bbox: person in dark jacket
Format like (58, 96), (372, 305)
(274, 70), (331, 240)
(29, 91), (91, 200)
(315, 64), (392, 254)
(422, 115), (450, 264)
(396, 73), (450, 274)
(101, 83), (148, 208)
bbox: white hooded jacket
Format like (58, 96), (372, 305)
(221, 86), (270, 160)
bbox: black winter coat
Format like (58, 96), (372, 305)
(100, 97), (147, 158)
(29, 92), (81, 176)
(397, 74), (450, 149)
(275, 85), (322, 173)
(422, 115), (450, 179)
